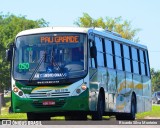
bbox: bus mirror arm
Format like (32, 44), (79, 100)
(90, 46), (97, 58)
(6, 43), (14, 62)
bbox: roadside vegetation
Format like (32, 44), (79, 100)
(136, 105), (160, 119)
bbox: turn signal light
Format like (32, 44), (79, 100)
(81, 84), (87, 90)
(13, 87), (19, 92)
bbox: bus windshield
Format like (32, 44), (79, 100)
(13, 33), (87, 82)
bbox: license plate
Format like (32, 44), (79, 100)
(42, 101), (55, 106)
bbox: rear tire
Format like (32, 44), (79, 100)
(127, 95), (136, 120)
(116, 95), (136, 120)
(92, 93), (105, 120)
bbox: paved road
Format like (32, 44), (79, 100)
(1, 119), (160, 128)
(1, 125), (160, 128)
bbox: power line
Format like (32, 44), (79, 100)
(149, 51), (160, 53)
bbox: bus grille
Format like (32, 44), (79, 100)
(29, 92), (70, 98)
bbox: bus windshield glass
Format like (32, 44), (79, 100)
(13, 33), (87, 81)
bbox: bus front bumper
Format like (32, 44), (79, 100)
(11, 89), (89, 113)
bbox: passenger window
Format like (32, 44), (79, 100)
(131, 47), (139, 74)
(114, 42), (121, 57)
(144, 51), (150, 77)
(114, 42), (123, 70)
(140, 50), (144, 62)
(105, 39), (114, 69)
(115, 56), (123, 70)
(95, 36), (103, 52)
(106, 54), (114, 69)
(105, 39), (113, 54)
(131, 47), (138, 61)
(123, 45), (130, 59)
(89, 40), (96, 68)
(123, 45), (131, 72)
(124, 59), (131, 72)
(95, 36), (104, 67)
(139, 50), (146, 75)
(133, 61), (139, 74)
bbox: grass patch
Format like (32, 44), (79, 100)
(0, 113), (27, 119)
(136, 105), (160, 119)
(0, 94), (27, 119)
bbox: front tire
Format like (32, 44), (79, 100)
(92, 93), (105, 120)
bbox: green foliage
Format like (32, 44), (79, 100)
(0, 12), (49, 92)
(74, 13), (140, 42)
(151, 68), (160, 92)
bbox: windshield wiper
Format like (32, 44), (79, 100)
(29, 51), (46, 82)
(51, 47), (69, 79)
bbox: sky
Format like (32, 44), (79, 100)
(0, 0), (160, 70)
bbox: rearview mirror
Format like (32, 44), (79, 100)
(6, 44), (14, 62)
(6, 49), (12, 61)
(90, 46), (97, 58)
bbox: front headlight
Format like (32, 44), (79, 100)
(13, 85), (26, 98)
(72, 83), (87, 96)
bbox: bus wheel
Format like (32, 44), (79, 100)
(8, 106), (13, 113)
(27, 113), (50, 121)
(116, 95), (136, 120)
(92, 93), (104, 120)
(128, 95), (136, 120)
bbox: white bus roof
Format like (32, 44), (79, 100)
(16, 26), (147, 50)
(16, 27), (89, 37)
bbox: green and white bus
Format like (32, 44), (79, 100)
(6, 27), (151, 120)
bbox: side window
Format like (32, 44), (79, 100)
(105, 39), (114, 69)
(144, 50), (150, 77)
(95, 36), (104, 67)
(132, 47), (138, 61)
(114, 42), (123, 70)
(123, 45), (131, 72)
(89, 40), (96, 68)
(131, 47), (139, 74)
(139, 50), (146, 75)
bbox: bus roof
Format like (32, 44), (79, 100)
(89, 28), (147, 50)
(16, 27), (89, 37)
(16, 26), (147, 50)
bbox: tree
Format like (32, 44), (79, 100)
(74, 13), (140, 42)
(151, 68), (160, 92)
(0, 12), (48, 106)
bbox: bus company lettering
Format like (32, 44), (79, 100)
(40, 36), (79, 43)
(35, 73), (67, 78)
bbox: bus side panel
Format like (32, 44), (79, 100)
(89, 68), (98, 111)
(116, 71), (126, 112)
(143, 76), (152, 112)
(89, 67), (107, 111)
(107, 69), (117, 112)
(125, 72), (133, 113)
(133, 74), (143, 113)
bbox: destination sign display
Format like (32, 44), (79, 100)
(40, 35), (80, 43)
